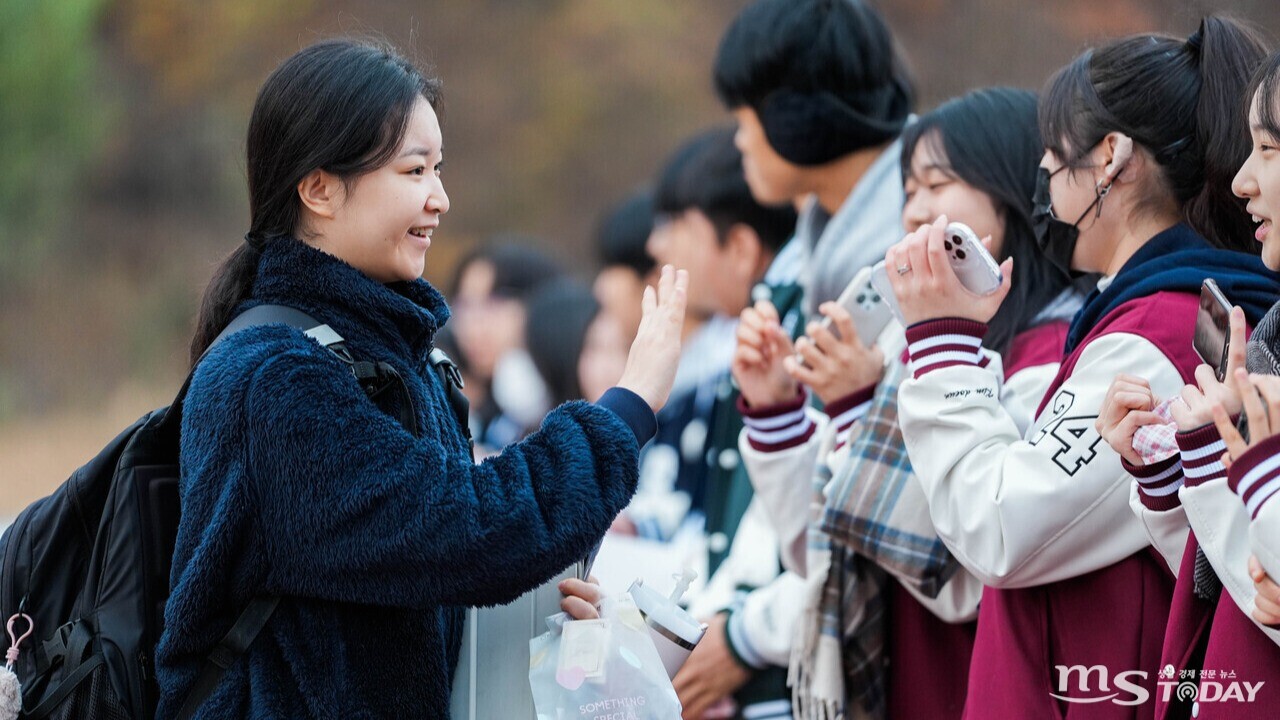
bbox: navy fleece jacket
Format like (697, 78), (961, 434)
(154, 237), (655, 719)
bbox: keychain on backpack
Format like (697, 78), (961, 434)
(2, 611), (33, 720)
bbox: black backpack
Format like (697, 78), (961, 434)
(0, 305), (469, 719)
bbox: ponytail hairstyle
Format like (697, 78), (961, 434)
(901, 88), (1069, 357)
(189, 39), (442, 366)
(1039, 17), (1268, 252)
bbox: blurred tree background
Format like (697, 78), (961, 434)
(1, 0), (1278, 508)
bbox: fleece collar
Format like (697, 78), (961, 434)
(1064, 223), (1280, 354)
(248, 236), (450, 358)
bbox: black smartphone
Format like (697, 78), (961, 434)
(1193, 279), (1232, 381)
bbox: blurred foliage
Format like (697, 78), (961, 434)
(114, 0), (314, 105)
(0, 0), (110, 286)
(2, 0), (1279, 423)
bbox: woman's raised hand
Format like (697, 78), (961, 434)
(617, 265), (689, 412)
(731, 299), (799, 408)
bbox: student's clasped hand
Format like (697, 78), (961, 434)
(787, 302), (884, 404)
(731, 299), (799, 408)
(1097, 374), (1161, 465)
(885, 214), (1013, 326)
(617, 265), (689, 412)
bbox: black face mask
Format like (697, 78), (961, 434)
(1032, 166), (1106, 278)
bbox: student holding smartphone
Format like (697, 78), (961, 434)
(885, 19), (1275, 718)
(731, 88), (1079, 720)
(1100, 50), (1280, 719)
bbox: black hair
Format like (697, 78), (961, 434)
(713, 0), (914, 118)
(190, 38), (441, 365)
(524, 282), (600, 406)
(1246, 50), (1280, 140)
(902, 88), (1070, 356)
(448, 238), (564, 302)
(596, 191), (657, 277)
(653, 127), (797, 253)
(1039, 17), (1269, 253)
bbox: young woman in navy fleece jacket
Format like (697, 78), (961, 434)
(153, 39), (687, 719)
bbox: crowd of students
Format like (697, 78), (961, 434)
(136, 0), (1280, 717)
(443, 1), (1280, 718)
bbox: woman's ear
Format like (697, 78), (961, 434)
(1100, 132), (1137, 185)
(297, 169), (342, 220)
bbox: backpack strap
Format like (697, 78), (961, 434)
(429, 347), (473, 458)
(175, 597), (280, 720)
(159, 304), (346, 437)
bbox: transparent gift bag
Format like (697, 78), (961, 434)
(528, 594), (682, 719)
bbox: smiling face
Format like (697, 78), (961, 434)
(1233, 89), (1280, 271)
(310, 96), (450, 283)
(901, 134), (1004, 256)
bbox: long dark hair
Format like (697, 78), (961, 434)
(1039, 17), (1268, 253)
(901, 88), (1070, 356)
(189, 39), (442, 365)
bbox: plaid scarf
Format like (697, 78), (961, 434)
(821, 359), (960, 595)
(791, 421), (888, 720)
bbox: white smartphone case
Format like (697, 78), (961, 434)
(870, 222), (1003, 325)
(830, 265), (894, 345)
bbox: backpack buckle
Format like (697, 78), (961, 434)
(35, 621), (74, 673)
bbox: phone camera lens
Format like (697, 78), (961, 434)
(952, 235), (963, 246)
(956, 250), (966, 260)
(871, 294), (881, 303)
(856, 293), (866, 304)
(944, 240), (953, 251)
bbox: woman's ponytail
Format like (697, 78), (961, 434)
(189, 240), (262, 367)
(1039, 15), (1268, 253)
(1184, 17), (1270, 252)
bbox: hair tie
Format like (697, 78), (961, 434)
(1157, 135), (1193, 163)
(243, 232), (268, 254)
(1185, 28), (1204, 56)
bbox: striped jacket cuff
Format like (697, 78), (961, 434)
(1124, 454), (1184, 511)
(827, 385), (876, 452)
(737, 389), (815, 452)
(1176, 423), (1228, 488)
(905, 319), (988, 379)
(1227, 434), (1280, 519)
